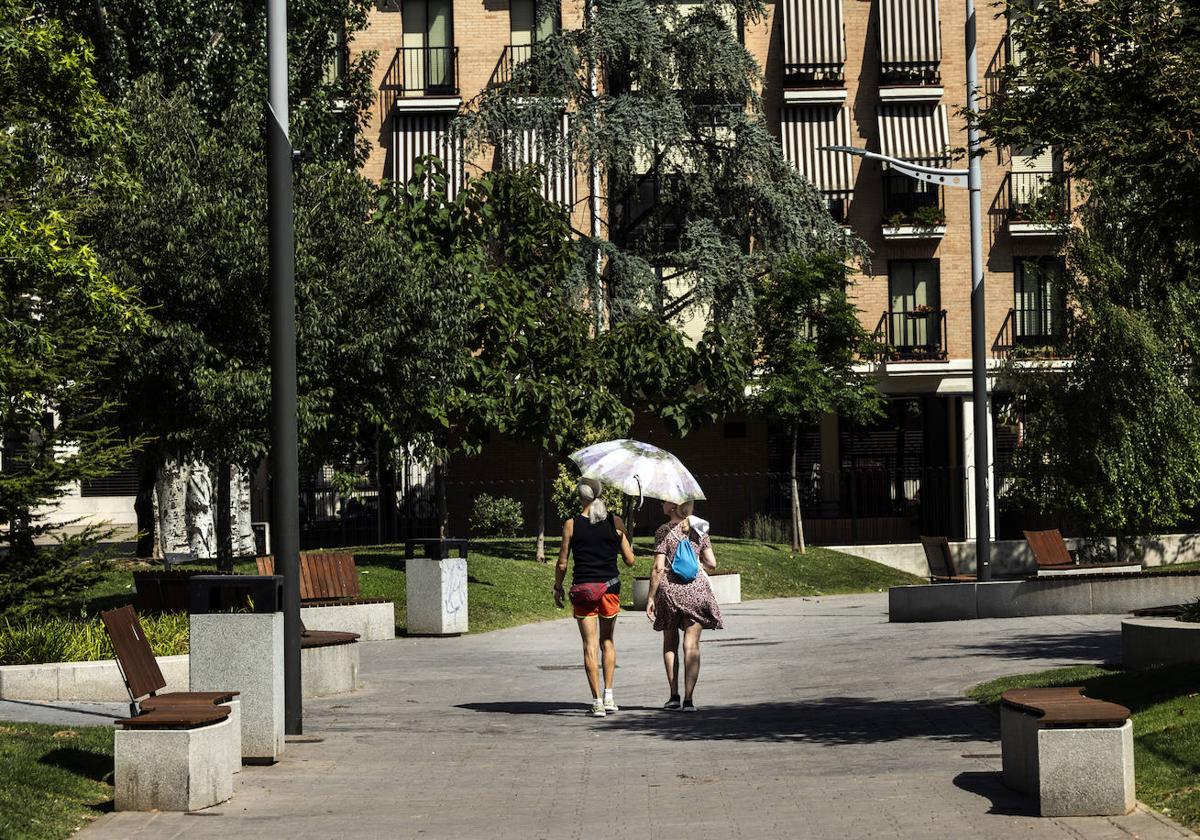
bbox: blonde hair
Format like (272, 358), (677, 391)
(577, 478), (607, 524)
(675, 499), (694, 534)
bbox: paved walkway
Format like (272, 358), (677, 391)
(11, 594), (1195, 839)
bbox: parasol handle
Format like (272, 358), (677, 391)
(634, 475), (644, 511)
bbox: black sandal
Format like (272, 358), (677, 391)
(663, 695), (682, 710)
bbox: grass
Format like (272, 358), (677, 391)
(0, 722), (113, 840)
(968, 664), (1200, 830)
(0, 538), (922, 663)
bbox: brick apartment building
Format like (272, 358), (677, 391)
(347, 0), (1068, 545)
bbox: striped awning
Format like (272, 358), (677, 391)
(393, 112), (464, 197)
(500, 113), (574, 208)
(879, 0), (942, 65)
(876, 103), (950, 164)
(783, 0), (846, 68)
(781, 105), (855, 193)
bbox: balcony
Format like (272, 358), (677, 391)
(882, 169), (946, 239)
(381, 46), (459, 106)
(783, 62), (846, 98)
(880, 60), (941, 88)
(994, 307), (1068, 359)
(873, 309), (948, 362)
(1006, 171), (1071, 236)
(492, 43), (558, 92)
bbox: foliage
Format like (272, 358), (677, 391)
(469, 494), (525, 538)
(0, 611), (188, 665)
(551, 427), (627, 520)
(45, 0), (378, 165)
(0, 2), (146, 612)
(0, 722), (114, 840)
(969, 664), (1200, 832)
(739, 514), (790, 544)
(1178, 597), (1200, 624)
(981, 0), (1200, 538)
(455, 0), (861, 432)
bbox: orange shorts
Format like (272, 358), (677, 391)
(573, 593), (621, 619)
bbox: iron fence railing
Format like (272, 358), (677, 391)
(874, 309), (948, 361)
(1006, 170), (1071, 223)
(381, 46), (459, 100)
(880, 60), (941, 86)
(993, 307), (1068, 359)
(783, 62), (845, 88)
(883, 163), (945, 224)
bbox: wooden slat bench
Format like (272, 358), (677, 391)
(256, 552), (389, 606)
(1024, 529), (1142, 575)
(920, 536), (975, 582)
(1000, 686), (1134, 816)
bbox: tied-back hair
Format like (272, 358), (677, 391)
(676, 499), (695, 534)
(577, 478), (607, 524)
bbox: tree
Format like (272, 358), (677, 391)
(753, 254), (883, 552)
(978, 0), (1200, 543)
(378, 164), (630, 555)
(0, 2), (146, 614)
(456, 0), (861, 429)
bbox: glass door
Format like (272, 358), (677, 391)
(403, 0), (453, 92)
(889, 260), (940, 353)
(1014, 257), (1065, 342)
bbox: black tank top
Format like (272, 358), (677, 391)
(570, 513), (621, 586)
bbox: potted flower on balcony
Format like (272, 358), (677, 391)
(906, 304), (935, 317)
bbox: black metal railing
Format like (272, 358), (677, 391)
(883, 165), (945, 225)
(783, 62), (845, 88)
(880, 60), (941, 86)
(827, 194), (849, 224)
(493, 43), (539, 88)
(874, 309), (948, 361)
(381, 46), (459, 100)
(993, 307), (1068, 359)
(1006, 171), (1070, 223)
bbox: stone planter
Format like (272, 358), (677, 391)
(1121, 616), (1200, 670)
(407, 556), (468, 635)
(632, 572), (742, 611)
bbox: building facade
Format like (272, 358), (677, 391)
(353, 0), (1070, 545)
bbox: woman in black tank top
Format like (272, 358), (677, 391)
(553, 478), (637, 717)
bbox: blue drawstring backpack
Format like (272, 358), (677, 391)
(671, 529), (700, 582)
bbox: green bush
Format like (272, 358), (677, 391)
(0, 612), (189, 666)
(469, 494), (524, 537)
(739, 514), (790, 545)
(1178, 597), (1200, 624)
(551, 464), (625, 522)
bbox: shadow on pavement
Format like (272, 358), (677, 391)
(953, 771), (1038, 816)
(462, 697), (992, 744)
(458, 702), (661, 716)
(947, 629), (1120, 664)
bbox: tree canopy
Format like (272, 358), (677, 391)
(980, 0), (1200, 537)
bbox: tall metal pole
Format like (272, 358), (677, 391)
(964, 0), (992, 580)
(266, 0), (303, 733)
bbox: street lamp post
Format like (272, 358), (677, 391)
(266, 0), (303, 733)
(822, 0), (993, 579)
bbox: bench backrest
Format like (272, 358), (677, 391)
(1024, 529), (1072, 567)
(100, 605), (166, 702)
(920, 536), (958, 578)
(256, 551), (360, 600)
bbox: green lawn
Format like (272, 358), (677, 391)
(969, 664), (1200, 831)
(0, 722), (113, 840)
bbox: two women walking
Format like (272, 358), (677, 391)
(554, 479), (723, 716)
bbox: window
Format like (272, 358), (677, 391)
(1013, 257), (1066, 343)
(888, 260), (941, 351)
(1009, 145), (1068, 221)
(781, 105), (854, 222)
(878, 0), (942, 85)
(877, 104), (949, 224)
(510, 0), (559, 47)
(401, 0), (455, 92)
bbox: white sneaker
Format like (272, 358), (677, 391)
(589, 699), (606, 717)
(603, 695), (619, 713)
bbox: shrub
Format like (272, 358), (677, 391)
(551, 464), (626, 522)
(740, 514), (791, 544)
(0, 612), (190, 666)
(469, 494), (524, 537)
(1178, 597), (1200, 624)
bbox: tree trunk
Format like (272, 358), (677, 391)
(153, 457), (190, 558)
(184, 460), (214, 559)
(790, 424), (806, 554)
(536, 452), (546, 562)
(216, 460), (232, 572)
(134, 451), (158, 559)
(230, 465), (255, 556)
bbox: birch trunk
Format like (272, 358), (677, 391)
(790, 424), (806, 554)
(230, 464), (255, 556)
(536, 452), (546, 562)
(185, 461), (215, 559)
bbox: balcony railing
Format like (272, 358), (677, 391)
(381, 46), (459, 101)
(880, 60), (941, 86)
(1007, 171), (1070, 223)
(884, 164), (945, 225)
(993, 307), (1068, 359)
(873, 309), (948, 361)
(783, 62), (845, 88)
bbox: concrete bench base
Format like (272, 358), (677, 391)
(1037, 564), (1143, 577)
(407, 557), (468, 635)
(632, 573), (742, 611)
(114, 715), (235, 812)
(1001, 705), (1135, 817)
(301, 641), (360, 698)
(301, 601), (395, 640)
(0, 654), (188, 702)
(1122, 617), (1200, 670)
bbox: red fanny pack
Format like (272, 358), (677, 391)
(568, 577), (620, 606)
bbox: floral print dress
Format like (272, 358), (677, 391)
(652, 522), (725, 632)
